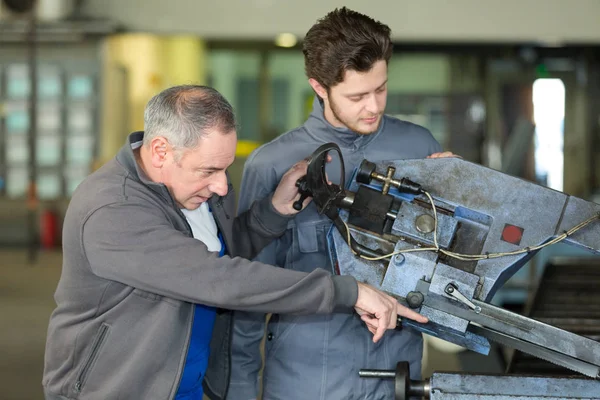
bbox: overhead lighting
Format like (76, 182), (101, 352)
(275, 33), (297, 48)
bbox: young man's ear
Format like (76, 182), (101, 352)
(149, 137), (169, 167)
(308, 78), (328, 100)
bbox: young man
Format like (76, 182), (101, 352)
(42, 85), (427, 400)
(228, 8), (452, 400)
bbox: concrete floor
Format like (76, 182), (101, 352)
(0, 250), (61, 400)
(0, 249), (503, 400)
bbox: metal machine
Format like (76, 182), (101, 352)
(294, 142), (600, 399)
(360, 361), (600, 399)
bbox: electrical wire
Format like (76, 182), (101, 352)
(342, 191), (600, 262)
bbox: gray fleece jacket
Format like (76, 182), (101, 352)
(42, 131), (357, 400)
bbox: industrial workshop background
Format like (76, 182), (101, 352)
(1, 0), (599, 399)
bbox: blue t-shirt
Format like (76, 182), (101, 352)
(175, 233), (225, 399)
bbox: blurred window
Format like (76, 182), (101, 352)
(0, 62), (98, 199)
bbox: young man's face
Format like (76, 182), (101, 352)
(314, 60), (388, 135)
(160, 130), (237, 210)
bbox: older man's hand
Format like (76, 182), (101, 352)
(354, 282), (428, 342)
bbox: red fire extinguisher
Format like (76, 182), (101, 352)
(40, 209), (59, 249)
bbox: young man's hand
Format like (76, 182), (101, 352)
(271, 160), (311, 215)
(427, 151), (460, 159)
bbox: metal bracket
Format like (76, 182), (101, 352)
(445, 283), (481, 314)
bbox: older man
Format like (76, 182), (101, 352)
(42, 85), (427, 400)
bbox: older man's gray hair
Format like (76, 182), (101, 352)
(143, 85), (237, 155)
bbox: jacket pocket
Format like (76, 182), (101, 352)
(288, 221), (331, 273)
(297, 223), (318, 253)
(264, 314), (299, 360)
(74, 323), (110, 393)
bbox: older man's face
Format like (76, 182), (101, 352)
(161, 130), (237, 210)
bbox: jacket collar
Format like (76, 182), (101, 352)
(116, 131), (175, 205)
(303, 96), (383, 150)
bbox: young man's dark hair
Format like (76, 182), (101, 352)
(303, 7), (393, 90)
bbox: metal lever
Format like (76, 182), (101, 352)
(445, 283), (481, 314)
(293, 176), (310, 211)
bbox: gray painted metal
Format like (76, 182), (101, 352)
(380, 157), (599, 301)
(391, 201), (459, 249)
(470, 324), (600, 379)
(430, 372), (600, 399)
(327, 156), (600, 377)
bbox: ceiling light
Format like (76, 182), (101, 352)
(275, 33), (297, 48)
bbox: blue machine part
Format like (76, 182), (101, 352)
(326, 156), (600, 376)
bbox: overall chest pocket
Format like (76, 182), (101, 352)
(287, 221), (332, 273)
(297, 223), (319, 253)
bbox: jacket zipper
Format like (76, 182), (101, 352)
(211, 200), (232, 255)
(223, 312), (234, 400)
(176, 208), (194, 238)
(213, 196), (230, 219)
(171, 193), (231, 398)
(208, 196), (232, 400)
(170, 305), (194, 399)
(74, 323), (109, 393)
(170, 205), (206, 399)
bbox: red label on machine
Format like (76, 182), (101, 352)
(501, 224), (524, 245)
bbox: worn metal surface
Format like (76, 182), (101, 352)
(430, 372), (600, 399)
(327, 156), (600, 377)
(379, 158), (600, 301)
(360, 364), (600, 399)
(470, 324), (600, 378)
(391, 201), (458, 249)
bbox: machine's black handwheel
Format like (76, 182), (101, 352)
(295, 143), (345, 215)
(394, 361), (411, 400)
